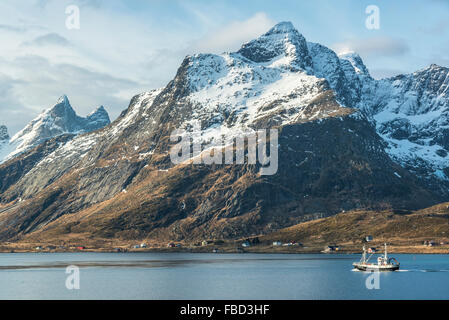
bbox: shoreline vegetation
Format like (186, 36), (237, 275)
(1, 241), (449, 254)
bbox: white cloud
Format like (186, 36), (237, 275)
(192, 12), (275, 54)
(22, 32), (70, 47)
(369, 68), (407, 80)
(332, 36), (410, 57)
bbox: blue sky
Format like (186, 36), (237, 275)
(1, 0), (448, 134)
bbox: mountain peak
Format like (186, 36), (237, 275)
(266, 21), (296, 34)
(0, 125), (9, 141)
(427, 63), (447, 72)
(86, 105), (111, 128)
(409, 64), (449, 80)
(89, 105), (107, 115)
(49, 95), (77, 120)
(430, 63), (443, 68)
(338, 51), (370, 76)
(236, 21), (312, 68)
(57, 94), (70, 105)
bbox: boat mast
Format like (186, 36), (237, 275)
(384, 243), (388, 262)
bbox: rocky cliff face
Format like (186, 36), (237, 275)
(0, 22), (448, 242)
(1, 95), (110, 163)
(369, 65), (449, 187)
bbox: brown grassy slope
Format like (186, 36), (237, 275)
(260, 203), (449, 246)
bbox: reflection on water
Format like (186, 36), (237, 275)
(0, 256), (353, 270)
(0, 253), (448, 300)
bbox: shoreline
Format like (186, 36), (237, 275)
(1, 245), (449, 255)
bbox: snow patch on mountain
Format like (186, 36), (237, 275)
(338, 52), (370, 76)
(108, 89), (162, 138)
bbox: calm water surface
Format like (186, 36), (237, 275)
(0, 252), (448, 299)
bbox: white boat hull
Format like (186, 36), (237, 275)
(353, 262), (400, 272)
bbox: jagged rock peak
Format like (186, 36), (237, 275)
(338, 52), (370, 76)
(0, 125), (8, 141)
(88, 105), (109, 118)
(413, 64), (449, 81)
(49, 94), (77, 119)
(237, 21), (312, 68)
(85, 105), (111, 129)
(57, 94), (70, 105)
(427, 63), (447, 70)
(265, 21), (297, 34)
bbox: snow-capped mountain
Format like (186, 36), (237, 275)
(171, 21), (449, 187)
(178, 22), (359, 148)
(0, 95), (110, 163)
(322, 55), (449, 184)
(367, 65), (449, 183)
(0, 21), (448, 243)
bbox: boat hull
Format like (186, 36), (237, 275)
(353, 263), (400, 272)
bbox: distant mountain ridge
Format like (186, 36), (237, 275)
(0, 95), (110, 163)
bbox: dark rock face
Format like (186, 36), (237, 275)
(378, 119), (412, 140)
(238, 22), (312, 69)
(0, 134), (74, 196)
(0, 126), (8, 141)
(48, 96), (110, 134)
(84, 106), (111, 132)
(434, 129), (449, 150)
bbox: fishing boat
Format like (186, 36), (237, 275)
(352, 243), (400, 271)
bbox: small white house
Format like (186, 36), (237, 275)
(242, 241), (251, 248)
(273, 241), (282, 246)
(140, 243), (147, 248)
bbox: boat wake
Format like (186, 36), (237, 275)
(351, 268), (449, 273)
(395, 269), (449, 273)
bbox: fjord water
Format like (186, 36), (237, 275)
(0, 253), (448, 300)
